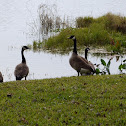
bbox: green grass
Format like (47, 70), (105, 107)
(0, 75), (126, 125)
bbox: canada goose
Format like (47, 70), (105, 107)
(0, 72), (3, 82)
(80, 47), (96, 75)
(68, 35), (95, 76)
(14, 46), (30, 80)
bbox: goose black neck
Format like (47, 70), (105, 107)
(85, 49), (88, 60)
(21, 49), (26, 63)
(73, 38), (77, 54)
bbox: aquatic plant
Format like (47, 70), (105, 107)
(96, 56), (126, 75)
(118, 59), (126, 73)
(42, 13), (126, 52)
(31, 12), (126, 53)
(42, 26), (112, 50)
(96, 58), (112, 75)
(109, 39), (122, 53)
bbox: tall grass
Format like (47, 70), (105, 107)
(104, 13), (126, 34)
(43, 24), (126, 51)
(32, 12), (126, 53)
(76, 17), (94, 28)
(76, 13), (126, 34)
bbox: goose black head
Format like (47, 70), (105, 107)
(22, 46), (30, 51)
(68, 35), (76, 40)
(85, 47), (90, 52)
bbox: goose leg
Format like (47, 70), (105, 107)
(77, 71), (79, 76)
(25, 76), (27, 80)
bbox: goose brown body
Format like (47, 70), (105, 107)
(14, 63), (29, 80)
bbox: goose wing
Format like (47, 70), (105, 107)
(69, 53), (93, 72)
(80, 56), (95, 72)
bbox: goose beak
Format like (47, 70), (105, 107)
(26, 46), (31, 50)
(87, 48), (90, 51)
(27, 47), (30, 49)
(68, 35), (75, 39)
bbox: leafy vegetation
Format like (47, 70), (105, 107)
(0, 75), (126, 125)
(119, 59), (126, 73)
(96, 58), (112, 75)
(95, 55), (126, 75)
(32, 13), (126, 53)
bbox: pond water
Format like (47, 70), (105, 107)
(0, 0), (126, 82)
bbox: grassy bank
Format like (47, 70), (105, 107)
(33, 13), (126, 53)
(0, 75), (126, 125)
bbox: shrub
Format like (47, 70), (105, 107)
(44, 28), (74, 50)
(76, 13), (126, 34)
(76, 17), (94, 28)
(88, 23), (110, 45)
(101, 13), (126, 34)
(43, 25), (111, 50)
